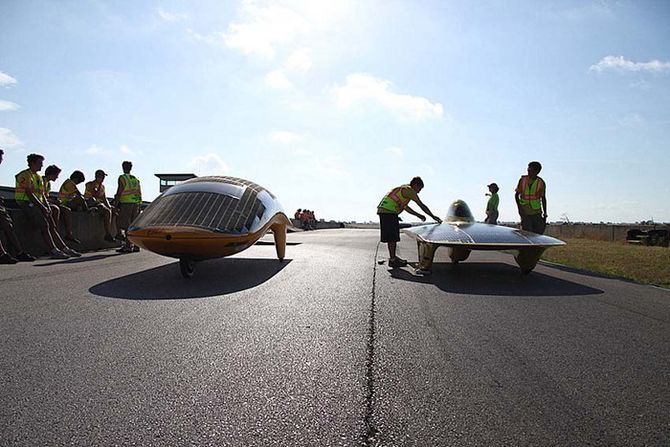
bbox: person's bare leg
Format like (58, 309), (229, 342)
(101, 206), (112, 235)
(47, 215), (67, 250)
(388, 241), (397, 259)
(39, 220), (57, 251)
(61, 207), (73, 237)
(50, 204), (60, 230)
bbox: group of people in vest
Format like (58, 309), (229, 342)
(376, 161), (547, 268)
(293, 209), (317, 230)
(1, 151), (142, 263)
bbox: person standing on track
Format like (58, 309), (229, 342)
(377, 176), (442, 268)
(515, 161), (547, 234)
(113, 161), (142, 253)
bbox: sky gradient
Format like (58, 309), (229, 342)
(1, 0), (669, 223)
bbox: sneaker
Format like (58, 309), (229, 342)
(15, 252), (36, 262)
(116, 246), (133, 253)
(389, 257), (408, 268)
(132, 245), (140, 252)
(389, 257), (407, 268)
(0, 253), (18, 264)
(104, 234), (115, 243)
(50, 249), (69, 260)
(414, 267), (432, 275)
(63, 247), (82, 257)
(64, 235), (81, 244)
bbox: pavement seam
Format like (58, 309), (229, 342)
(362, 242), (381, 446)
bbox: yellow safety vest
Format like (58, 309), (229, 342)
(378, 185), (412, 214)
(84, 181), (105, 202)
(118, 174), (141, 204)
(58, 179), (79, 204)
(15, 169), (46, 204)
(519, 175), (544, 214)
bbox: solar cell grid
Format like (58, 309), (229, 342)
(131, 176), (281, 234)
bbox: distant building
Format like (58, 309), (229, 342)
(155, 173), (197, 193)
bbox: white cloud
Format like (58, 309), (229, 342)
(589, 56), (670, 73)
(119, 144), (144, 156)
(0, 100), (19, 111)
(265, 69), (292, 89)
(265, 48), (312, 90)
(0, 71), (17, 87)
(270, 130), (303, 144)
(332, 73), (444, 120)
(0, 128), (22, 147)
(384, 146), (404, 157)
(221, 1), (351, 59)
(188, 153), (230, 176)
(157, 8), (189, 22)
(84, 145), (108, 155)
(222, 1), (308, 58)
(285, 48), (312, 72)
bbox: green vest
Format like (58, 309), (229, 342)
(378, 185), (412, 214)
(519, 176), (543, 214)
(15, 169), (45, 204)
(119, 174), (141, 203)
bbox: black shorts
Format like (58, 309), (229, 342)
(521, 213), (546, 234)
(379, 213), (400, 242)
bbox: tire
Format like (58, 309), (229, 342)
(179, 257), (195, 279)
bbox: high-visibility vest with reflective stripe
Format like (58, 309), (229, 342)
(519, 175), (544, 212)
(15, 169), (45, 204)
(378, 185), (412, 213)
(118, 174), (141, 203)
(84, 181), (105, 202)
(58, 179), (79, 204)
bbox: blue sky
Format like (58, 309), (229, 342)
(1, 0), (669, 223)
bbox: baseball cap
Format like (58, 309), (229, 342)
(95, 169), (107, 178)
(487, 182), (498, 188)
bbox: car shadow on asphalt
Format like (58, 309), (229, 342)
(89, 258), (292, 300)
(388, 262), (604, 297)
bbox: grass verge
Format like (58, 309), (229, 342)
(541, 238), (670, 289)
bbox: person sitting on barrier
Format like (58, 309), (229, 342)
(84, 169), (117, 243)
(0, 148), (36, 264)
(113, 161), (141, 253)
(56, 170), (88, 244)
(15, 153), (81, 259)
(43, 165), (69, 242)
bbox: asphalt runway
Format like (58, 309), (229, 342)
(1, 229), (668, 446)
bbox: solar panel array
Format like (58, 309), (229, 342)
(184, 176), (275, 198)
(132, 182), (267, 234)
(406, 223), (564, 246)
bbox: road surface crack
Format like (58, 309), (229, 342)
(362, 242), (381, 446)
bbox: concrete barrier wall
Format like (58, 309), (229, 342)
(1, 208), (120, 256)
(290, 218), (344, 230)
(2, 211), (345, 256)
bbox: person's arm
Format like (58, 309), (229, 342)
(404, 205), (426, 221)
(113, 177), (123, 204)
(514, 178), (524, 215)
(540, 183), (547, 220)
(411, 197), (442, 223)
(24, 175), (50, 215)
